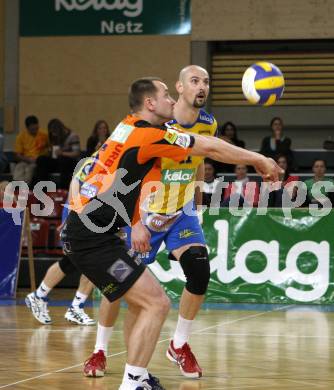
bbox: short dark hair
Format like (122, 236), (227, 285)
(128, 77), (162, 112)
(313, 159), (327, 168)
(25, 115), (39, 128)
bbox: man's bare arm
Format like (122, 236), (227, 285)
(189, 134), (283, 181)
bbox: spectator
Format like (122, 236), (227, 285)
(304, 159), (334, 207)
(269, 155), (300, 207)
(0, 181), (8, 206)
(0, 133), (8, 174)
(212, 122), (245, 173)
(260, 117), (294, 169)
(86, 120), (110, 156)
(202, 160), (222, 207)
(222, 164), (260, 207)
(13, 115), (48, 185)
(218, 121), (245, 148)
(33, 118), (81, 189)
(214, 121), (245, 174)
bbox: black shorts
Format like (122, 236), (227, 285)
(62, 233), (146, 302)
(58, 255), (77, 275)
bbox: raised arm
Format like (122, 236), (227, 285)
(190, 134), (283, 182)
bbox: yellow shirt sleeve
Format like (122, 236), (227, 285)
(14, 132), (24, 155)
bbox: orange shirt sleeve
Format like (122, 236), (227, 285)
(137, 127), (194, 164)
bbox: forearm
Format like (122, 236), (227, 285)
(16, 153), (34, 163)
(194, 135), (263, 166)
(61, 150), (80, 159)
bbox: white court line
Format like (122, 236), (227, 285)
(0, 305), (291, 389)
(287, 379), (327, 388)
(199, 332), (333, 339)
(193, 304), (294, 334)
(0, 329), (170, 334)
(205, 386), (259, 390)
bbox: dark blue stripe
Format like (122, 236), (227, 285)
(258, 86), (284, 104)
(253, 64), (283, 80)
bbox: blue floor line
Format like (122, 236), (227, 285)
(1, 299), (334, 312)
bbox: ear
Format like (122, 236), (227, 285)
(143, 96), (155, 112)
(175, 80), (183, 94)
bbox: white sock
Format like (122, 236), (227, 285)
(71, 290), (88, 308)
(36, 281), (51, 299)
(94, 323), (114, 354)
(122, 363), (148, 384)
(173, 315), (193, 349)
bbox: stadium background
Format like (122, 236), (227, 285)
(1, 0), (334, 150)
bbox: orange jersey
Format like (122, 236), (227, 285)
(67, 115), (194, 236)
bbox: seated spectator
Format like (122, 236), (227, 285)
(13, 115), (48, 185)
(260, 117), (294, 170)
(33, 118), (81, 189)
(222, 164), (260, 207)
(269, 155), (300, 207)
(214, 121), (245, 174)
(218, 121), (245, 148)
(202, 160), (222, 207)
(0, 133), (8, 174)
(304, 159), (334, 207)
(86, 120), (110, 156)
(0, 181), (8, 206)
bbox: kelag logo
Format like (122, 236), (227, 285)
(149, 213), (332, 304)
(55, 0), (144, 17)
(162, 169), (195, 184)
(20, 0), (191, 36)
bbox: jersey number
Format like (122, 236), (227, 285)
(180, 156), (192, 164)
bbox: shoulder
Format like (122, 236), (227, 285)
(67, 132), (80, 142)
(16, 130), (26, 139)
(38, 129), (48, 138)
(198, 109), (216, 125)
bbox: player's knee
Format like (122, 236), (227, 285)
(148, 288), (170, 318)
(160, 294), (171, 317)
(180, 246), (210, 295)
(58, 255), (77, 276)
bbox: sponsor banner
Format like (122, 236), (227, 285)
(20, 0), (191, 36)
(149, 208), (334, 304)
(0, 209), (24, 298)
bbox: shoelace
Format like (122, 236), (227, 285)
(40, 301), (50, 319)
(85, 352), (105, 368)
(178, 343), (198, 367)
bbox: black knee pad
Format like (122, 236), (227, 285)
(179, 246), (210, 295)
(58, 255), (77, 275)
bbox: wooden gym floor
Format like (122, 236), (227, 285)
(0, 291), (333, 389)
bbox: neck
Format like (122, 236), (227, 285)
(314, 175), (324, 181)
(173, 99), (199, 125)
(133, 111), (166, 126)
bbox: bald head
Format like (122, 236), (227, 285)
(176, 65), (210, 108)
(179, 65), (209, 83)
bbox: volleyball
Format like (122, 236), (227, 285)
(242, 62), (285, 106)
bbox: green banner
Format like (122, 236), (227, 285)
(149, 208), (334, 304)
(20, 0), (191, 36)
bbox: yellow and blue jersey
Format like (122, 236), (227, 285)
(148, 109), (217, 214)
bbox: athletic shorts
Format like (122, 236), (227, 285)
(62, 233), (146, 302)
(124, 204), (205, 264)
(58, 255), (77, 275)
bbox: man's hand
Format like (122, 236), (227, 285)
(131, 220), (151, 253)
(254, 156), (284, 182)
